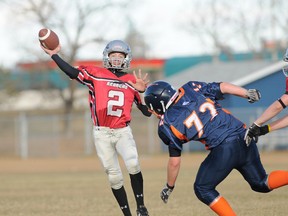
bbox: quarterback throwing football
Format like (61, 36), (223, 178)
(41, 40), (150, 216)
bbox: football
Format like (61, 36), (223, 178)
(38, 28), (59, 50)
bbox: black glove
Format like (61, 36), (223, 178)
(247, 89), (261, 103)
(244, 123), (270, 146)
(160, 183), (174, 204)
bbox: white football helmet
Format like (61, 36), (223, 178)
(103, 40), (132, 70)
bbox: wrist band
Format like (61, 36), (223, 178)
(277, 98), (286, 109)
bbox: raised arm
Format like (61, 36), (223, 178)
(254, 94), (288, 126)
(269, 114), (288, 131)
(40, 44), (79, 79)
(220, 82), (261, 103)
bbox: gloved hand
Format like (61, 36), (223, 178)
(244, 123), (270, 146)
(160, 183), (174, 204)
(247, 89), (261, 103)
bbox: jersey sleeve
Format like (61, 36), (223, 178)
(158, 123), (183, 151)
(187, 81), (224, 100)
(133, 92), (152, 117)
(74, 65), (95, 86)
(158, 125), (182, 156)
(51, 54), (79, 79)
(133, 91), (142, 106)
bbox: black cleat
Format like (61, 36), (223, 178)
(136, 205), (149, 216)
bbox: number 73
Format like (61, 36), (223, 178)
(183, 101), (218, 138)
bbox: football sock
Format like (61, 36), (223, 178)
(130, 172), (144, 209)
(112, 186), (132, 216)
(267, 170), (288, 189)
(210, 196), (236, 216)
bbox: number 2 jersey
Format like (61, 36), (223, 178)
(158, 81), (246, 151)
(75, 65), (145, 128)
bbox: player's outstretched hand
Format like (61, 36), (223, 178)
(244, 123), (270, 146)
(160, 183), (174, 204)
(40, 43), (61, 56)
(128, 69), (149, 93)
(247, 89), (261, 103)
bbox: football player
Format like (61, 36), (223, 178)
(40, 40), (150, 216)
(245, 48), (288, 145)
(144, 80), (288, 215)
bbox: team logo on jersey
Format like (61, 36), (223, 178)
(107, 81), (128, 89)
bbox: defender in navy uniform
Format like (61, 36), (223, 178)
(144, 80), (288, 216)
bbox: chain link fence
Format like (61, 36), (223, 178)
(0, 107), (287, 159)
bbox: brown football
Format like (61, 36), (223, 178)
(38, 28), (59, 50)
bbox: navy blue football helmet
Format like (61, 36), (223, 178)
(144, 81), (178, 115)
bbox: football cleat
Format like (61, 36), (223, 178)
(136, 205), (149, 216)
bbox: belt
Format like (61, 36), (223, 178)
(94, 123), (129, 131)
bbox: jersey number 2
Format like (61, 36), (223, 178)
(107, 90), (124, 117)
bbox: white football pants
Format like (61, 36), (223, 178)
(93, 125), (141, 189)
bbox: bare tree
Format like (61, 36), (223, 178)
(125, 19), (149, 58)
(272, 0), (288, 37)
(232, 0), (288, 59)
(183, 0), (235, 61)
(182, 0), (288, 60)
(266, 0), (288, 57)
(232, 0), (271, 58)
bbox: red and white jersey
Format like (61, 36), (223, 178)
(76, 65), (142, 128)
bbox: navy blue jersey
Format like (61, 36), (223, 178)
(158, 81), (246, 151)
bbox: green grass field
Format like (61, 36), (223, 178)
(0, 151), (287, 216)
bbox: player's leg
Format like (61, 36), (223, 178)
(93, 127), (132, 216)
(194, 136), (244, 215)
(239, 141), (288, 192)
(194, 153), (236, 215)
(116, 126), (149, 215)
(111, 186), (131, 216)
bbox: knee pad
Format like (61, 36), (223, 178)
(107, 170), (123, 190)
(126, 158), (140, 175)
(194, 183), (219, 205)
